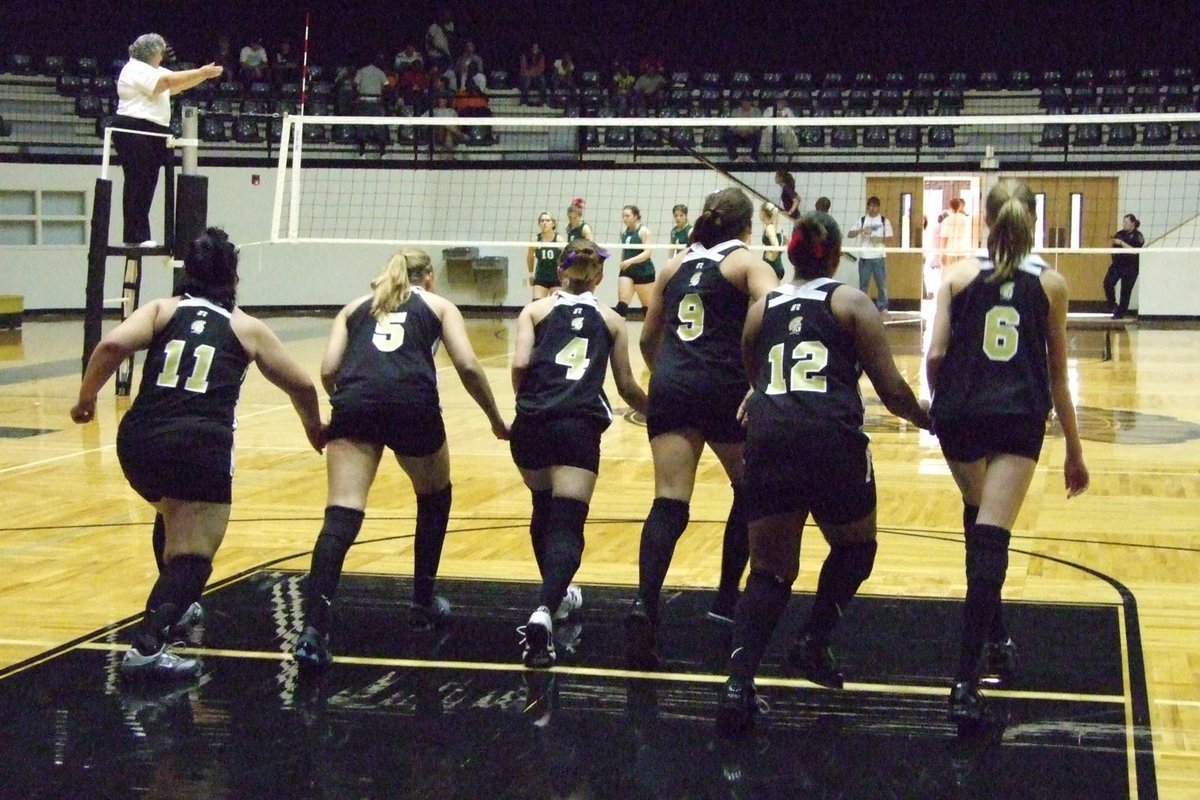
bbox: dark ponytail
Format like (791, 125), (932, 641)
(690, 187), (753, 247)
(179, 227), (238, 309)
(786, 211), (842, 280)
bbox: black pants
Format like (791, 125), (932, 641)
(725, 128), (760, 160)
(1103, 262), (1139, 315)
(111, 115), (169, 244)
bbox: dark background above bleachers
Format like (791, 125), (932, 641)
(3, 0), (1197, 79)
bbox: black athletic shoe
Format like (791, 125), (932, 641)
(715, 677), (758, 736)
(293, 625), (333, 671)
(409, 596), (452, 632)
(707, 588), (738, 625)
(787, 634), (845, 689)
(624, 598), (660, 670)
(981, 637), (1018, 685)
(949, 680), (986, 731)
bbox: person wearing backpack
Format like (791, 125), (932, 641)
(847, 196), (894, 312)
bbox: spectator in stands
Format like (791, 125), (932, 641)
(552, 52), (577, 92)
(1104, 213), (1145, 319)
(453, 65), (490, 117)
(631, 62), (665, 112)
(353, 53), (389, 157)
(519, 43), (547, 105)
(211, 34), (237, 79)
(273, 40), (300, 86)
(239, 37), (270, 85)
(425, 6), (457, 72)
(725, 98), (762, 161)
(454, 41), (484, 88)
(775, 171), (801, 221)
(766, 98), (799, 154)
(429, 92), (467, 153)
(611, 60), (635, 114)
(397, 59), (431, 114)
(394, 42), (424, 73)
(114, 33), (223, 247)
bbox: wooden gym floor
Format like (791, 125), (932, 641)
(0, 310), (1196, 799)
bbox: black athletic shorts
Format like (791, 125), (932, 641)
(934, 414), (1046, 463)
(510, 413), (605, 473)
(117, 419), (235, 504)
(327, 403), (447, 458)
(743, 423), (876, 526)
(645, 385), (746, 443)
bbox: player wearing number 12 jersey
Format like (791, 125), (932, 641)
(717, 212), (929, 735)
(510, 240), (647, 667)
(293, 249), (509, 671)
(927, 180), (1088, 730)
(72, 228), (324, 681)
(625, 188), (779, 669)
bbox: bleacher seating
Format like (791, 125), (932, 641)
(1074, 123), (1102, 147)
(1106, 123), (1136, 147)
(6, 54), (32, 74)
(1143, 122), (1171, 146)
(1040, 124), (1067, 148)
(234, 118), (263, 143)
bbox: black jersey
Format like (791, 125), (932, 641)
(620, 226), (655, 272)
(670, 224), (692, 246)
(331, 287), (443, 413)
(566, 223), (588, 243)
(746, 279), (864, 436)
(931, 256), (1052, 421)
(649, 239), (751, 401)
(123, 296), (250, 433)
(533, 235), (560, 272)
(516, 291), (614, 427)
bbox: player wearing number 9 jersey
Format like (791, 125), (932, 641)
(293, 249), (509, 671)
(72, 228), (324, 681)
(510, 240), (647, 667)
(624, 187), (779, 670)
(717, 212), (930, 734)
(926, 179), (1088, 729)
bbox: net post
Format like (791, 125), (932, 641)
(163, 143), (177, 256)
(270, 115), (293, 242)
(287, 118), (304, 240)
(181, 105), (199, 175)
(114, 253), (143, 396)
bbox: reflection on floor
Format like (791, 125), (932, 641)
(0, 572), (1143, 799)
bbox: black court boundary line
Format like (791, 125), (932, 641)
(0, 523), (1159, 797)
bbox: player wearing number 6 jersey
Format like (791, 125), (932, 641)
(511, 240), (647, 667)
(927, 179), (1088, 730)
(716, 212), (930, 734)
(293, 249), (509, 671)
(625, 187), (779, 670)
(71, 228), (325, 681)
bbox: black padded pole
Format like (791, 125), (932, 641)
(82, 178), (112, 375)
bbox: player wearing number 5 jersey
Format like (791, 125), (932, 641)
(72, 228), (324, 681)
(927, 179), (1088, 730)
(293, 249), (509, 671)
(717, 212), (930, 734)
(625, 188), (779, 669)
(511, 240), (647, 667)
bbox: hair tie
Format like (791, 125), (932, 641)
(813, 240), (826, 260)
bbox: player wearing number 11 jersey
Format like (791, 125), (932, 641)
(511, 240), (647, 667)
(72, 228), (324, 681)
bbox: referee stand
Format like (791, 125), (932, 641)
(83, 106), (208, 395)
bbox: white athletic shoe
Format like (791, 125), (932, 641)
(554, 584), (583, 622)
(120, 645), (200, 681)
(520, 606), (555, 668)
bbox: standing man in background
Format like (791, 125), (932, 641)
(847, 196), (894, 313)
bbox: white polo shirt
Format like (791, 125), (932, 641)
(116, 59), (172, 126)
(857, 213), (893, 259)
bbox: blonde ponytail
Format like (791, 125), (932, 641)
(369, 248), (432, 319)
(984, 179), (1036, 283)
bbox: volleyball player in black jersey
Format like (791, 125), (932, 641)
(527, 211), (564, 299)
(615, 205), (655, 317)
(72, 228), (324, 680)
(511, 240), (648, 667)
(626, 187), (779, 669)
(716, 212), (930, 734)
(926, 179), (1088, 728)
(293, 249), (509, 670)
(565, 197), (594, 243)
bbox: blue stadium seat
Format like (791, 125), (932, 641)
(797, 126), (824, 147)
(55, 74), (84, 96)
(946, 71), (968, 88)
(200, 116), (229, 142)
(929, 126), (955, 147)
(814, 88), (843, 114)
(1073, 123), (1101, 147)
(634, 125), (661, 147)
(74, 95), (104, 118)
(884, 71), (907, 89)
(603, 127), (631, 147)
(846, 89), (873, 112)
(488, 70), (509, 90)
(241, 99), (270, 116)
(1106, 123), (1135, 147)
(894, 126), (919, 148)
(863, 126), (889, 148)
(1132, 85), (1161, 111)
(908, 88), (935, 112)
(938, 88), (964, 110)
(1099, 85), (1129, 111)
(977, 71), (1002, 91)
(1178, 122), (1200, 146)
(1142, 123), (1171, 146)
(1040, 124), (1067, 148)
(40, 55), (66, 76)
(1008, 71), (1032, 90)
(853, 71), (877, 88)
(877, 88), (904, 112)
(74, 57), (99, 76)
(234, 118), (263, 143)
(831, 126), (857, 147)
(1039, 70), (1063, 87)
(822, 71), (845, 88)
(467, 126), (494, 146)
(301, 124), (328, 144)
(1039, 85), (1069, 112)
(701, 126), (725, 149)
(1070, 84), (1097, 110)
(6, 54), (33, 74)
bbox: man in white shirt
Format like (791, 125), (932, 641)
(239, 38), (269, 83)
(847, 196), (894, 311)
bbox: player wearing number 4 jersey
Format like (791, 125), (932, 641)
(625, 188), (780, 670)
(717, 212), (930, 735)
(293, 249), (509, 671)
(72, 228), (324, 681)
(511, 240), (647, 667)
(927, 179), (1088, 731)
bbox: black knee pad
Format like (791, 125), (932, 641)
(834, 540), (877, 585)
(962, 504), (979, 534)
(545, 497), (588, 572)
(966, 524), (1010, 586)
(648, 497), (690, 544)
(320, 505), (366, 549)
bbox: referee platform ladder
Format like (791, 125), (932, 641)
(83, 151), (208, 395)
